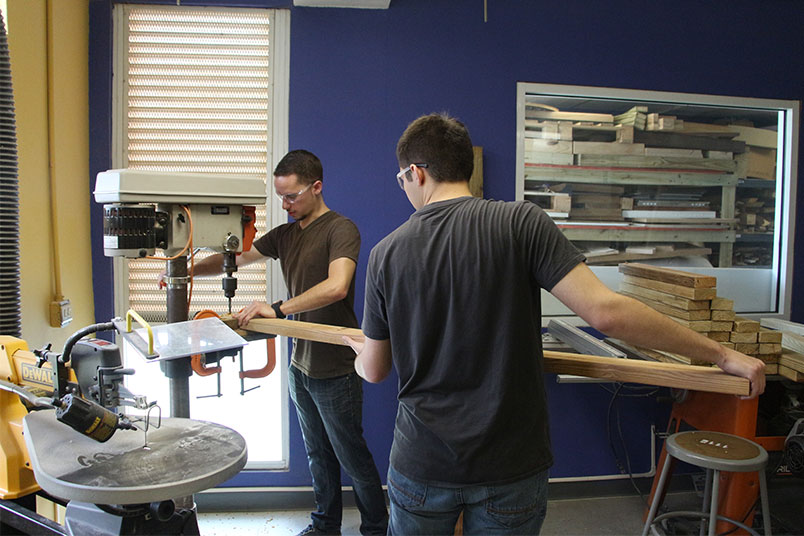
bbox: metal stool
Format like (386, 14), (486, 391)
(642, 430), (771, 536)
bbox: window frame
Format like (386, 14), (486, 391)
(110, 4), (291, 470)
(516, 82), (799, 320)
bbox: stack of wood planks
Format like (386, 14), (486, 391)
(760, 318), (804, 382)
(522, 103), (779, 267)
(617, 263), (782, 373)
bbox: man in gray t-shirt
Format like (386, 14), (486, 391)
(193, 150), (387, 536)
(344, 114), (765, 535)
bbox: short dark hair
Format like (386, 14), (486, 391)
(396, 113), (474, 183)
(273, 150), (323, 185)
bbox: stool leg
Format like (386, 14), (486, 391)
(642, 453), (674, 536)
(700, 469), (713, 536)
(708, 469), (720, 536)
(758, 469), (771, 536)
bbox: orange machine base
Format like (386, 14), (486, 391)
(646, 391), (784, 535)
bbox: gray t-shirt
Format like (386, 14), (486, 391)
(363, 197), (585, 485)
(254, 210), (360, 378)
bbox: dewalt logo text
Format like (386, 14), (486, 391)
(21, 363), (53, 387)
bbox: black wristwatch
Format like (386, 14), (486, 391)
(271, 300), (286, 319)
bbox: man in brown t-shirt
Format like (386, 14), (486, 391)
(192, 150), (387, 536)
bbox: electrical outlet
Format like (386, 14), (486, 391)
(49, 299), (73, 327)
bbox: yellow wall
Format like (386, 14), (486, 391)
(7, 0), (94, 349)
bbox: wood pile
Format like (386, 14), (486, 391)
(759, 318), (804, 381)
(523, 102), (779, 267)
(616, 263), (782, 373)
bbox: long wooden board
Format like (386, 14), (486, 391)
(633, 130), (747, 153)
(238, 318), (749, 396)
(619, 282), (711, 310)
(621, 274), (716, 300)
(618, 263), (716, 288)
(619, 290), (711, 321)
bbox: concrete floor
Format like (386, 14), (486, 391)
(197, 492), (666, 535)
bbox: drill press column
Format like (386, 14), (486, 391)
(160, 256), (191, 418)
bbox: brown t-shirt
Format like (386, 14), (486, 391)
(253, 210), (360, 378)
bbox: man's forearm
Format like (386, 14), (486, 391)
(597, 293), (727, 366)
(191, 253), (224, 277)
(280, 278), (348, 316)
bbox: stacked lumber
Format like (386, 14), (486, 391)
(522, 106), (742, 266)
(616, 263), (781, 372)
(760, 318), (804, 381)
(646, 113), (682, 132)
(614, 106), (647, 130)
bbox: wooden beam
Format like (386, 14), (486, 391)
(633, 130), (747, 153)
(239, 318), (749, 396)
(621, 274), (716, 300)
(619, 282), (711, 310)
(618, 263), (717, 288)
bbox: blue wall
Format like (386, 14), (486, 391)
(89, 0), (804, 487)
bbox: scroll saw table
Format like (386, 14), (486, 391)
(23, 409), (247, 535)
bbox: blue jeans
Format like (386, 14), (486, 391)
(289, 365), (388, 535)
(387, 465), (548, 536)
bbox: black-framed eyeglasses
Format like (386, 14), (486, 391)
(396, 163), (428, 190)
(275, 182), (314, 204)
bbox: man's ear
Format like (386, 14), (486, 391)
(312, 179), (323, 194)
(413, 165), (427, 185)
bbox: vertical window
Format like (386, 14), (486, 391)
(517, 83), (798, 318)
(113, 5), (289, 469)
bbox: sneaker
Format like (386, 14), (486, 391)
(296, 524), (341, 536)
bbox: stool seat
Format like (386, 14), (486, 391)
(642, 431), (770, 536)
(667, 431), (768, 472)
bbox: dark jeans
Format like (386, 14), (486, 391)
(289, 365), (388, 535)
(387, 465), (549, 535)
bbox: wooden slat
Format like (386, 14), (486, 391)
(758, 329), (783, 343)
(669, 316), (712, 332)
(633, 130), (747, 154)
(572, 141), (645, 155)
(729, 125), (778, 149)
(237, 318), (749, 395)
(779, 352), (804, 373)
(523, 165), (738, 187)
(710, 297), (734, 310)
(778, 365), (804, 382)
(524, 139), (573, 154)
(634, 346), (713, 366)
(730, 332), (758, 343)
(760, 318), (804, 337)
(619, 291), (711, 321)
(619, 282), (711, 310)
(710, 321), (734, 332)
(779, 332), (804, 355)
(621, 274), (716, 300)
(525, 110), (614, 123)
(711, 310), (736, 321)
(577, 154), (737, 173)
(585, 247), (713, 266)
(708, 331), (730, 342)
(733, 316), (761, 333)
(618, 263), (717, 288)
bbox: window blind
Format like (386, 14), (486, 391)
(119, 5), (273, 322)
